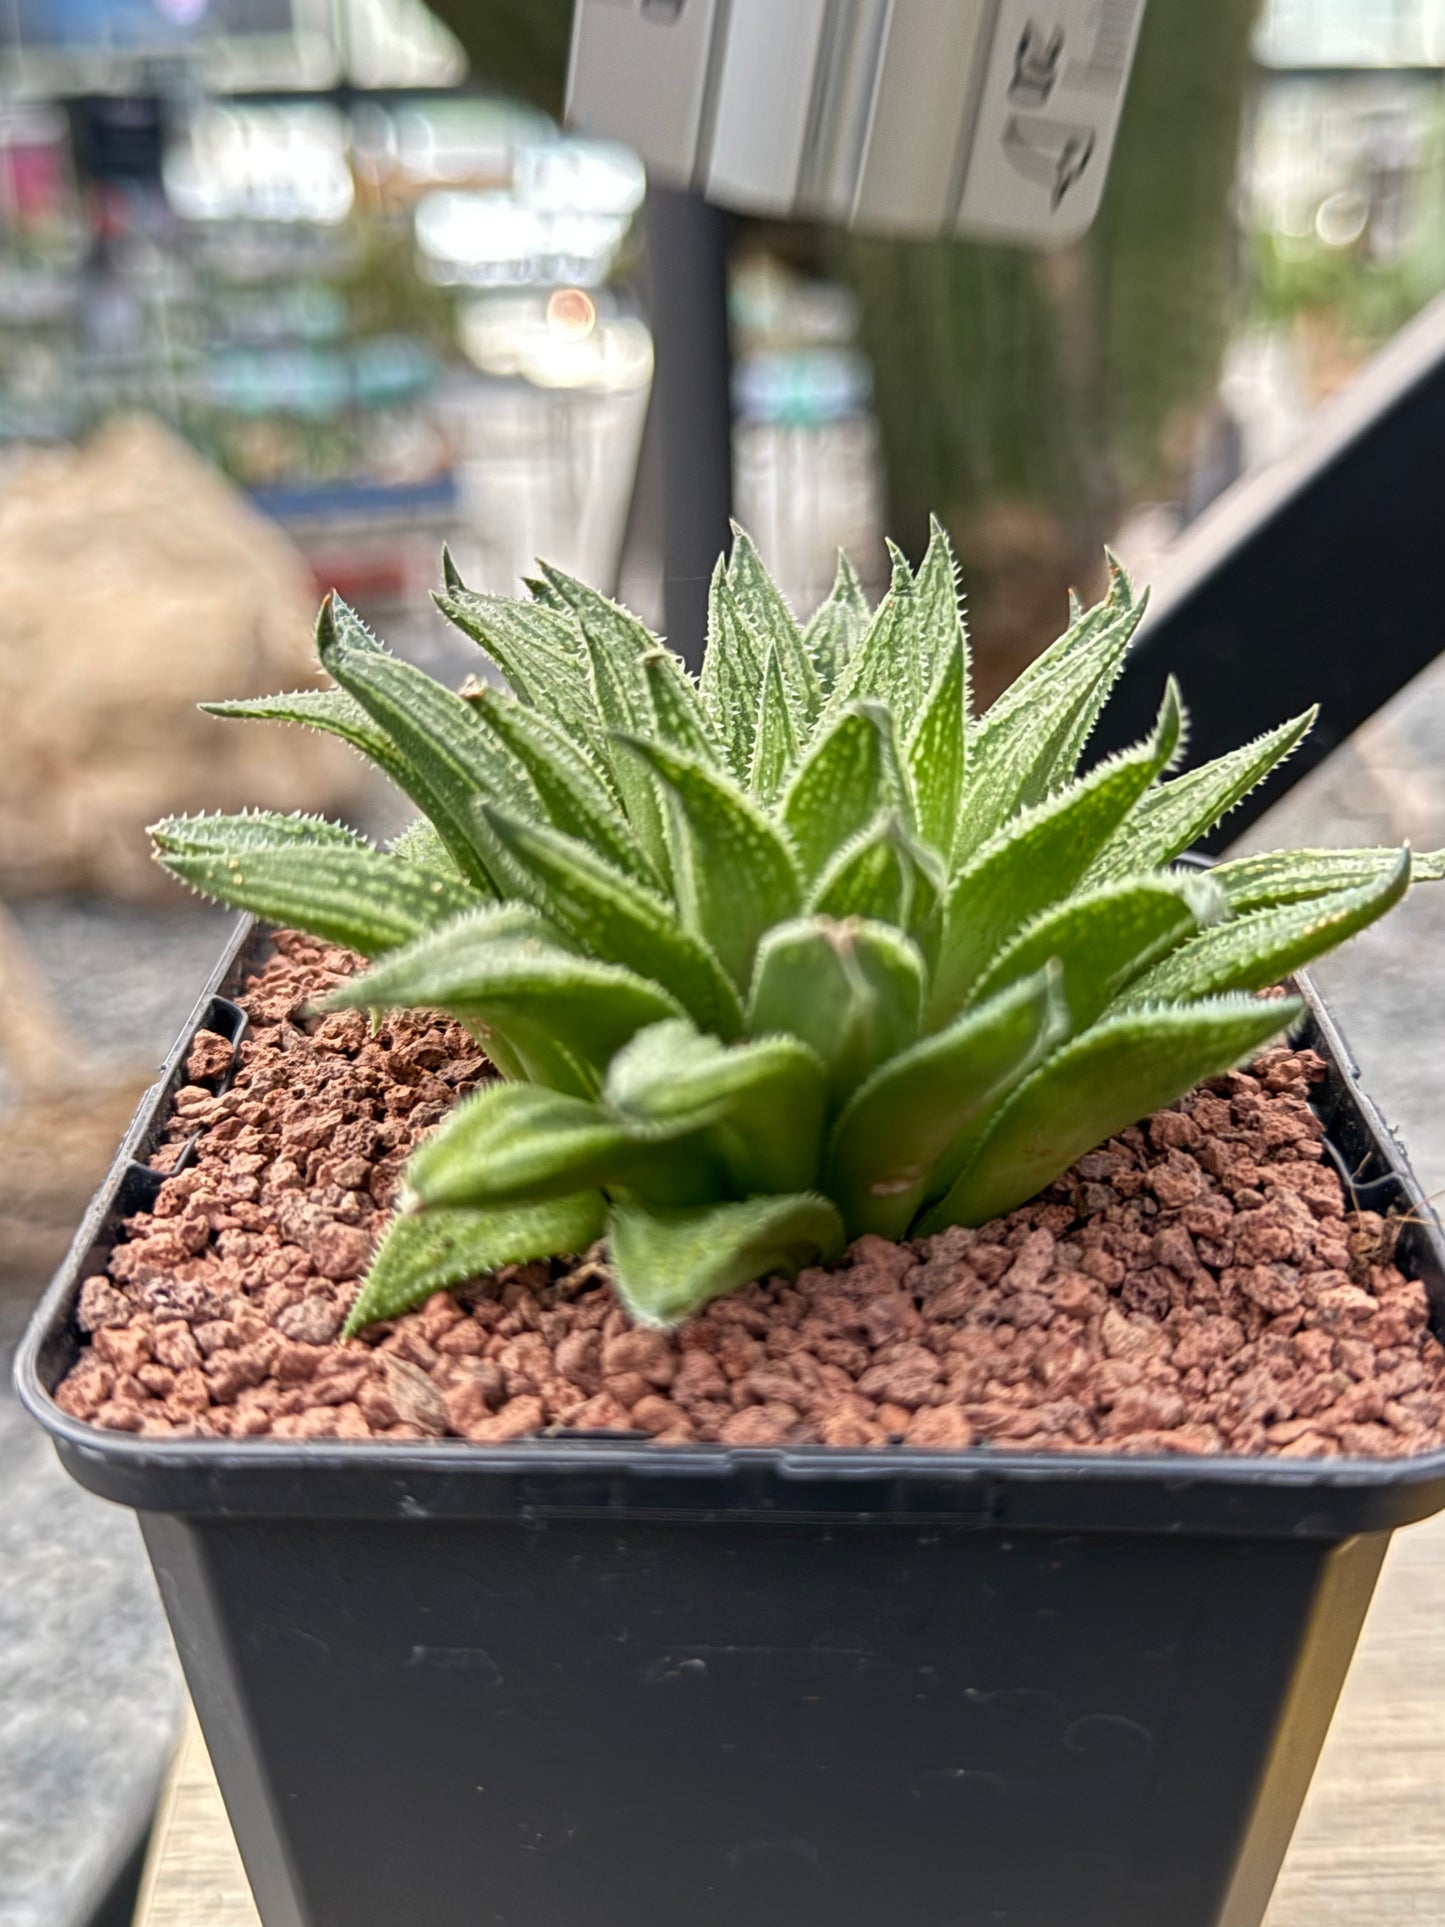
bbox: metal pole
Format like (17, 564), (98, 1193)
(641, 181), (733, 669)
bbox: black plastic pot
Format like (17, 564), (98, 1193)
(18, 917), (1445, 1927)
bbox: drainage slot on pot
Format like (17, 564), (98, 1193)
(115, 1159), (170, 1216)
(1320, 1135), (1404, 1213)
(115, 1131), (202, 1214)
(196, 995), (249, 1092)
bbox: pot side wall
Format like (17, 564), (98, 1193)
(143, 1507), (1383, 1927)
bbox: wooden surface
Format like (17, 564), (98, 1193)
(1264, 1508), (1445, 1925)
(135, 1512), (1445, 1926)
(133, 1713), (259, 1927)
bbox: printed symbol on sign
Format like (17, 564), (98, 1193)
(1009, 22), (1064, 108)
(1001, 115), (1096, 209)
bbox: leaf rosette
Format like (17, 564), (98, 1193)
(156, 527), (1442, 1331)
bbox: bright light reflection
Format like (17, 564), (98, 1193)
(515, 140), (646, 218)
(546, 287), (597, 339)
(460, 301), (652, 393)
(164, 105), (354, 225)
(414, 189), (627, 287)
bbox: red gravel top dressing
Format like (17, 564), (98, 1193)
(55, 931), (1445, 1458)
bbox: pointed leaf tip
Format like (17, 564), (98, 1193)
(1119, 846), (1412, 1007)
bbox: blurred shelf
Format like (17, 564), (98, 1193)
(245, 470), (459, 527)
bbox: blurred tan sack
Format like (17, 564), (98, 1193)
(0, 902), (150, 1285)
(0, 413), (365, 901)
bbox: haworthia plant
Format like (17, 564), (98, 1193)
(154, 528), (1445, 1333)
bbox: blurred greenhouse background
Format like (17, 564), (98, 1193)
(1, 4), (1443, 654)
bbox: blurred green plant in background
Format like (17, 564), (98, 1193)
(1245, 71), (1445, 401)
(425, 0), (572, 120)
(832, 0), (1260, 691)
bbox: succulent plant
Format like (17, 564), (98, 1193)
(155, 525), (1443, 1333)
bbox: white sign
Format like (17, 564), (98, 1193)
(566, 0), (1147, 246)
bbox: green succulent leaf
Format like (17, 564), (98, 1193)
(1209, 845), (1445, 912)
(530, 565), (683, 866)
(344, 1195), (605, 1334)
(324, 907), (685, 1094)
(618, 736), (802, 990)
(433, 584), (599, 742)
(573, 618), (672, 884)
(388, 818), (464, 877)
(1085, 706), (1317, 882)
(748, 915), (924, 1102)
(748, 644), (801, 805)
(538, 560), (657, 699)
(810, 811), (940, 949)
(540, 569), (701, 857)
(925, 994), (1304, 1231)
(325, 593), (388, 650)
(699, 561), (766, 783)
(463, 682), (647, 881)
(313, 899), (562, 995)
(727, 524), (821, 733)
(200, 685), (418, 800)
(827, 962), (1068, 1239)
(824, 547), (919, 725)
(871, 695), (918, 832)
(152, 815), (475, 956)
(640, 646), (726, 768)
(607, 1193), (844, 1329)
(1118, 850), (1412, 1007)
(152, 809), (362, 853)
(907, 639), (967, 860)
(405, 1082), (632, 1208)
(911, 515), (970, 716)
(1030, 556), (1145, 794)
(802, 550), (871, 694)
(904, 844), (943, 970)
(521, 572), (569, 611)
(810, 811), (908, 925)
(573, 601), (640, 727)
(982, 548), (1136, 741)
(969, 874), (1224, 1038)
(476, 804), (742, 1037)
(781, 704), (887, 884)
(403, 1080), (714, 1212)
(317, 603), (523, 896)
(605, 1019), (827, 1195)
(930, 680), (1184, 1022)
(957, 565), (1147, 863)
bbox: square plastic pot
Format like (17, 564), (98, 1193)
(18, 918), (1445, 1927)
